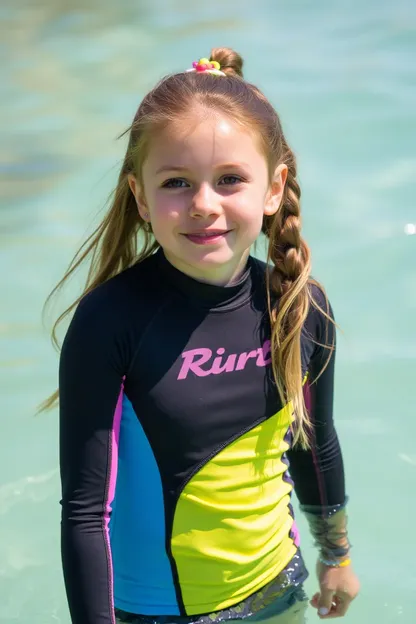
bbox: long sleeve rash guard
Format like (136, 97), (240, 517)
(59, 249), (345, 624)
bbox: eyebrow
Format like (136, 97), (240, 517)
(155, 163), (251, 175)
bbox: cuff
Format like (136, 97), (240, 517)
(300, 498), (351, 561)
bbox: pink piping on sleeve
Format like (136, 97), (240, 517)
(103, 380), (124, 624)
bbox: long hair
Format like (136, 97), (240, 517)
(40, 47), (334, 448)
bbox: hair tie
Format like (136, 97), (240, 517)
(185, 57), (226, 76)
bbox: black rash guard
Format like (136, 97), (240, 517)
(59, 249), (345, 624)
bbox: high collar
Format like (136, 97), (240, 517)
(156, 249), (253, 311)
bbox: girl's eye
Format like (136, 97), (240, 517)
(162, 178), (188, 189)
(219, 175), (243, 185)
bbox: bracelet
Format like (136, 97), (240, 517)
(319, 556), (351, 568)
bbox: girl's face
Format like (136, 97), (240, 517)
(129, 109), (287, 285)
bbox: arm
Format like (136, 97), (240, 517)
(59, 294), (127, 624)
(288, 292), (360, 617)
(287, 293), (350, 560)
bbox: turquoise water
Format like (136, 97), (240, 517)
(1, 0), (416, 622)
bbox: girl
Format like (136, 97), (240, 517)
(43, 48), (360, 624)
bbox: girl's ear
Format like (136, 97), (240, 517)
(128, 174), (150, 221)
(264, 164), (288, 216)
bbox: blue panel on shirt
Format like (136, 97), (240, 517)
(110, 395), (179, 615)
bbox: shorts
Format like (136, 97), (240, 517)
(115, 585), (308, 624)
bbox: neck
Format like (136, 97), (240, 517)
(162, 250), (251, 286)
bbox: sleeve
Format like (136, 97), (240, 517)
(59, 293), (129, 624)
(286, 289), (346, 508)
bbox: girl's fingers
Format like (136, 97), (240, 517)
(332, 594), (351, 617)
(310, 592), (320, 607)
(318, 594), (352, 618)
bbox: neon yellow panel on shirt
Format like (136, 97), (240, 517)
(171, 404), (297, 615)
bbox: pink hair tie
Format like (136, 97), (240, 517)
(185, 57), (226, 76)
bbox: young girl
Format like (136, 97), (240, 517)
(43, 47), (360, 623)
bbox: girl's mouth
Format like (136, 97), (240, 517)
(183, 230), (231, 245)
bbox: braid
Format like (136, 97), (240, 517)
(264, 143), (312, 448)
(267, 164), (307, 294)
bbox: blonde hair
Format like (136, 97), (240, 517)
(41, 47), (334, 448)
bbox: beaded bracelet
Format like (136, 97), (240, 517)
(319, 556), (351, 568)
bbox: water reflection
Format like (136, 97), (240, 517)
(1, 0), (246, 206)
(1, 1), (416, 622)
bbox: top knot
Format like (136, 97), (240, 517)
(209, 47), (244, 78)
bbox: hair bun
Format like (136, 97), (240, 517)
(209, 47), (244, 78)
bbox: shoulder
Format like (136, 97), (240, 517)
(249, 257), (332, 313)
(67, 253), (165, 337)
(61, 253), (168, 370)
(304, 280), (336, 348)
(306, 280), (334, 322)
(308, 281), (332, 310)
(248, 257), (334, 326)
(81, 252), (160, 308)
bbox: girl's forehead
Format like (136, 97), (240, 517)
(145, 110), (265, 162)
(157, 109), (245, 139)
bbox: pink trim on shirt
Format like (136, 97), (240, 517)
(103, 381), (124, 624)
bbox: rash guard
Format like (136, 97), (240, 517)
(59, 249), (345, 624)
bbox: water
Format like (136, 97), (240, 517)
(1, 0), (415, 621)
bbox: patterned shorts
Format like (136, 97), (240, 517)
(116, 586), (308, 623)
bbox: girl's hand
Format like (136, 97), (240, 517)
(310, 559), (360, 619)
